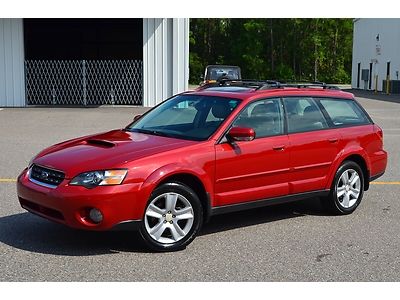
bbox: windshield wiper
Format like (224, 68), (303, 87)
(129, 128), (172, 138)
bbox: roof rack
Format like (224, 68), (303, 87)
(278, 81), (340, 90)
(198, 79), (281, 90)
(198, 79), (339, 91)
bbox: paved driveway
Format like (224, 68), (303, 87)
(0, 93), (399, 281)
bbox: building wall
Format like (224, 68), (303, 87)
(143, 18), (189, 107)
(0, 18), (25, 107)
(352, 18), (400, 91)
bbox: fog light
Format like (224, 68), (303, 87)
(89, 208), (103, 224)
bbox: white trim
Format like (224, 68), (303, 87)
(143, 18), (189, 107)
(0, 18), (25, 107)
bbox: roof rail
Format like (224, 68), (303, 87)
(279, 81), (340, 90)
(198, 79), (282, 90)
(197, 79), (339, 91)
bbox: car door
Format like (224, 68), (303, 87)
(214, 98), (290, 206)
(283, 97), (342, 194)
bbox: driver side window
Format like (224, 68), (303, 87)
(232, 98), (284, 138)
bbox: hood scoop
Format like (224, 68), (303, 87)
(86, 139), (116, 148)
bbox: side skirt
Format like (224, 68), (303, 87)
(210, 190), (330, 216)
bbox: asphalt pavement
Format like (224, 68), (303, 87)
(0, 92), (399, 281)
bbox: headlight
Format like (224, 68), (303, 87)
(70, 170), (128, 188)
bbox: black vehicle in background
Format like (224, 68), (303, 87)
(200, 65), (241, 86)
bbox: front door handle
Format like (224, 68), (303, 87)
(272, 145), (285, 151)
(328, 138), (338, 143)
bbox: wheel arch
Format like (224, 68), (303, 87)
(140, 164), (214, 223)
(158, 173), (212, 223)
(328, 152), (370, 191)
(343, 154), (370, 191)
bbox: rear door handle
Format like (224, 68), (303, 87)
(328, 138), (338, 143)
(272, 145), (285, 151)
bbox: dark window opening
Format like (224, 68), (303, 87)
(387, 61), (391, 77)
(357, 62), (361, 88)
(24, 19), (143, 60)
(369, 63), (373, 90)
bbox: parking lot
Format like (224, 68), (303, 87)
(0, 91), (400, 281)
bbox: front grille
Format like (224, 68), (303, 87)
(30, 164), (65, 187)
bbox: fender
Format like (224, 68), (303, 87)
(324, 146), (371, 190)
(136, 163), (214, 214)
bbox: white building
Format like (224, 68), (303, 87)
(352, 18), (400, 93)
(0, 18), (189, 107)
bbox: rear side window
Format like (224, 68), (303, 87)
(283, 97), (329, 133)
(318, 98), (371, 126)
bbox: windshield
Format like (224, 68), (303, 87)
(206, 66), (241, 80)
(126, 95), (241, 141)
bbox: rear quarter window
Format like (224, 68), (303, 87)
(318, 98), (371, 126)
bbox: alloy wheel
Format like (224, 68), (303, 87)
(144, 192), (194, 244)
(336, 168), (361, 209)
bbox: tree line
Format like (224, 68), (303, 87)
(189, 19), (353, 84)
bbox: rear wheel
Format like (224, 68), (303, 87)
(139, 182), (203, 252)
(322, 161), (364, 214)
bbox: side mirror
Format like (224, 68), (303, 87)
(199, 75), (204, 80)
(133, 114), (142, 122)
(227, 127), (255, 142)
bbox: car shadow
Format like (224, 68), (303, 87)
(0, 197), (328, 256)
(0, 212), (149, 256)
(201, 196), (328, 235)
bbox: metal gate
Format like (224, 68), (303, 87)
(25, 60), (143, 105)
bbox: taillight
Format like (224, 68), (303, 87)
(374, 125), (384, 147)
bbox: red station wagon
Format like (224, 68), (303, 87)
(17, 81), (387, 251)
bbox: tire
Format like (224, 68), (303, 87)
(322, 160), (365, 215)
(139, 182), (203, 252)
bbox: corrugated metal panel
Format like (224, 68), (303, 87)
(143, 18), (189, 107)
(0, 18), (25, 107)
(172, 18), (189, 95)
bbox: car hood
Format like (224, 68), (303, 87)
(33, 129), (197, 178)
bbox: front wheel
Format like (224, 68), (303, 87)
(322, 161), (365, 215)
(139, 182), (203, 252)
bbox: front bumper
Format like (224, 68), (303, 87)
(17, 168), (144, 231)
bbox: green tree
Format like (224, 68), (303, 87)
(189, 18), (353, 84)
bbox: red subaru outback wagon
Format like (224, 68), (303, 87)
(17, 81), (387, 251)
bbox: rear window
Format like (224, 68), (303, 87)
(318, 98), (371, 126)
(205, 66), (240, 80)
